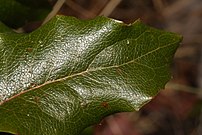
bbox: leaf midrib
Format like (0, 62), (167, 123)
(0, 39), (176, 106)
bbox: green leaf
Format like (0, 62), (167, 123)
(0, 16), (182, 135)
(0, 0), (51, 28)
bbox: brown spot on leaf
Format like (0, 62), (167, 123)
(30, 83), (36, 88)
(101, 102), (109, 108)
(34, 96), (40, 104)
(116, 68), (122, 75)
(26, 48), (33, 52)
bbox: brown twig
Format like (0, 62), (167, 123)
(42, 0), (66, 25)
(65, 0), (96, 18)
(165, 81), (201, 94)
(99, 0), (122, 17)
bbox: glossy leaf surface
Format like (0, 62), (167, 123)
(0, 16), (182, 135)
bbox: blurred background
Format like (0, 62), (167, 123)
(1, 0), (202, 135)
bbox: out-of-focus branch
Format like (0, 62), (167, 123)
(166, 82), (201, 95)
(99, 0), (122, 17)
(42, 0), (66, 25)
(107, 115), (124, 135)
(65, 0), (96, 18)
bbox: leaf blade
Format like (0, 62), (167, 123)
(0, 16), (182, 135)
